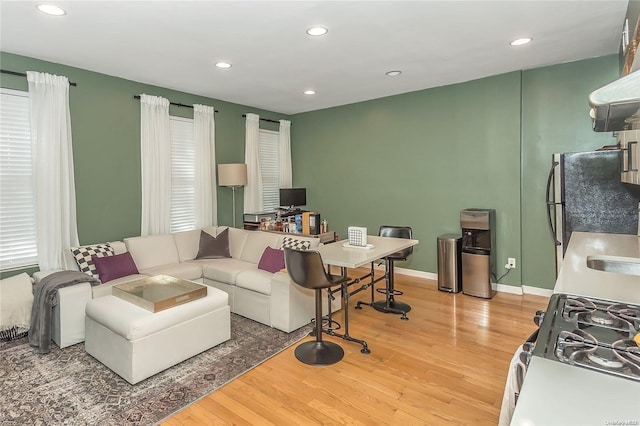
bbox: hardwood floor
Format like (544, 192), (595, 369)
(162, 271), (549, 425)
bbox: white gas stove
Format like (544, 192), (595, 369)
(509, 293), (640, 426)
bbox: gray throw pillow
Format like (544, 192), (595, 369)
(195, 228), (231, 259)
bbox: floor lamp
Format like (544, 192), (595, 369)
(218, 163), (248, 228)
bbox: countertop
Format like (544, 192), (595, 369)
(554, 231), (640, 304)
(511, 232), (640, 426)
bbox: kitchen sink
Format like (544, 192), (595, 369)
(586, 255), (640, 276)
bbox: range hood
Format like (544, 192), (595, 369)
(588, 69), (640, 132)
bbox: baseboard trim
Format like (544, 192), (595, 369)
(522, 285), (554, 297)
(392, 267), (552, 297)
(394, 267), (438, 281)
(494, 283), (523, 295)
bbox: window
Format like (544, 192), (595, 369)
(0, 88), (37, 270)
(169, 116), (196, 232)
(258, 129), (280, 211)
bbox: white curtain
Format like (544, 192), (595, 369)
(278, 119), (292, 188)
(140, 94), (171, 235)
(193, 104), (217, 227)
(27, 71), (79, 271)
(243, 113), (263, 213)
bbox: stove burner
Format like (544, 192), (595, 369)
(608, 304), (640, 325)
(563, 298), (597, 318)
(556, 330), (597, 360)
(585, 349), (625, 369)
(562, 298), (638, 332)
(612, 339), (640, 363)
(611, 340), (640, 377)
(588, 311), (616, 326)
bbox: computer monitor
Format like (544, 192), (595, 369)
(279, 188), (306, 209)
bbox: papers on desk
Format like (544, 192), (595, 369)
(342, 242), (375, 250)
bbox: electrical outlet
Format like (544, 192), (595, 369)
(508, 258), (516, 269)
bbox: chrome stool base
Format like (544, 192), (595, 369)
(295, 341), (344, 366)
(372, 299), (411, 320)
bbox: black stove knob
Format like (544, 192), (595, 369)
(533, 310), (545, 326)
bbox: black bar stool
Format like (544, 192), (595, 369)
(372, 225), (413, 320)
(284, 248), (348, 365)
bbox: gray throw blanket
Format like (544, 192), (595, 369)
(29, 271), (100, 354)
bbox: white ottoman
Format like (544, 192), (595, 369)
(85, 286), (230, 384)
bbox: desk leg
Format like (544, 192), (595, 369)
(322, 266), (371, 354)
(355, 262), (381, 310)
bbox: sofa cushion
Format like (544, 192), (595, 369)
(93, 252), (139, 283)
(200, 258), (256, 285)
(174, 226), (219, 262)
(257, 246), (285, 273)
(235, 269), (273, 295)
(227, 227), (248, 259)
(85, 287), (228, 341)
(195, 228), (231, 259)
(138, 262), (203, 282)
(173, 229), (199, 262)
(125, 234), (180, 270)
(239, 231), (281, 264)
(70, 243), (114, 279)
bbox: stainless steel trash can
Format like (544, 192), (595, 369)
(437, 234), (462, 293)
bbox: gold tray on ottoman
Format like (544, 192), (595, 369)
(112, 275), (207, 312)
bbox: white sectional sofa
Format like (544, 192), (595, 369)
(45, 226), (338, 348)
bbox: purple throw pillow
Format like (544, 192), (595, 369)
(92, 252), (139, 283)
(257, 246), (285, 273)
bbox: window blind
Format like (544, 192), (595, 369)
(259, 129), (280, 211)
(169, 116), (196, 232)
(0, 88), (38, 270)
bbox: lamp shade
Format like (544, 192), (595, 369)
(218, 163), (248, 187)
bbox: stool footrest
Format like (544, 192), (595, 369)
(310, 317), (341, 333)
(376, 288), (403, 297)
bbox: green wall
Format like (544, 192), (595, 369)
(0, 52), (621, 288)
(291, 55), (619, 289)
(521, 56), (619, 289)
(0, 51), (284, 278)
(291, 72), (523, 286)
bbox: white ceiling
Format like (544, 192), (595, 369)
(0, 1), (630, 115)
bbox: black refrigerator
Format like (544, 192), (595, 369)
(546, 149), (640, 275)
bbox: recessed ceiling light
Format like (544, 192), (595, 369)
(306, 26), (328, 36)
(215, 62), (232, 69)
(510, 37), (532, 46)
(386, 70), (402, 76)
(36, 4), (66, 16)
(304, 90), (316, 95)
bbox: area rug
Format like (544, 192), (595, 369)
(0, 314), (311, 425)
